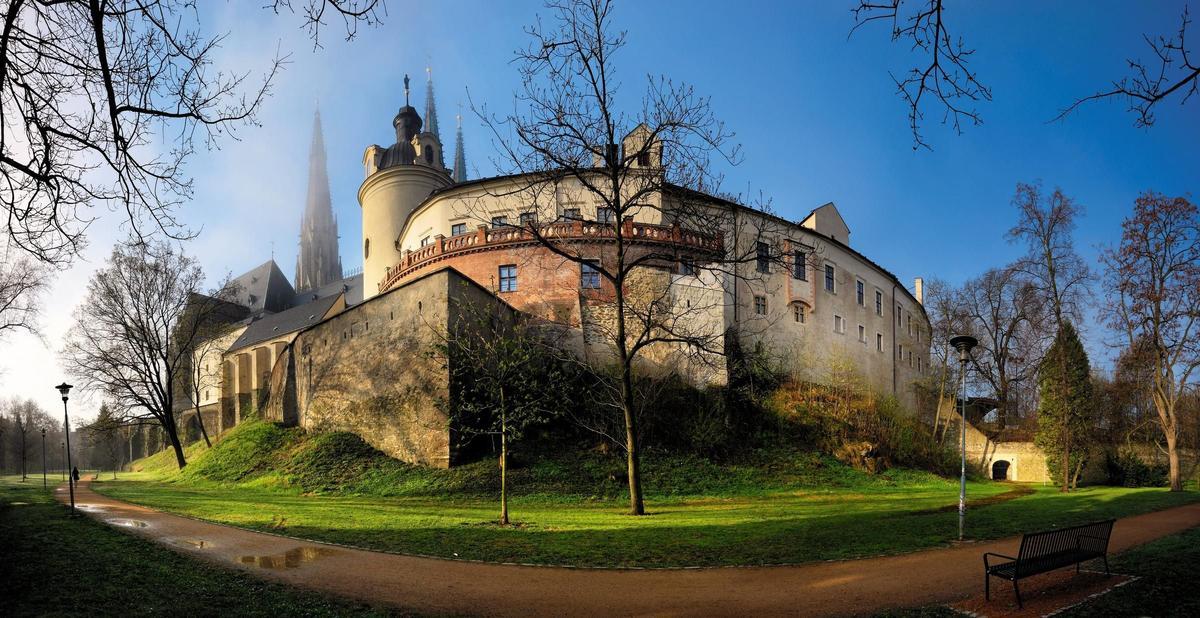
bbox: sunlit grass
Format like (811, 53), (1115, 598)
(96, 420), (1200, 568)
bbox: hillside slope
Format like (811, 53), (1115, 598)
(131, 419), (959, 499)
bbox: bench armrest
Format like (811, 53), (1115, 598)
(983, 552), (1017, 569)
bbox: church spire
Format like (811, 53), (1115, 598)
(295, 107), (343, 293)
(452, 111), (467, 183)
(424, 66), (444, 168)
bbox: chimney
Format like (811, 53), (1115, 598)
(914, 277), (924, 305)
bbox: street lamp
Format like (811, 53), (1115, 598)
(55, 382), (76, 515)
(41, 428), (47, 489)
(950, 335), (978, 542)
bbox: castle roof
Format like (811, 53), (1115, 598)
(229, 292), (343, 352)
(230, 259), (295, 316)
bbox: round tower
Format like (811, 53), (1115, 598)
(359, 74), (452, 300)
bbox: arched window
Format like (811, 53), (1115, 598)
(364, 238), (370, 258)
(425, 147), (435, 164)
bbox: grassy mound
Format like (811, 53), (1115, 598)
(131, 419), (954, 499)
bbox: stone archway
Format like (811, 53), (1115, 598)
(992, 460), (1011, 481)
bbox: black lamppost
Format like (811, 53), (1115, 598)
(41, 428), (47, 489)
(60, 441), (65, 480)
(55, 382), (76, 515)
(950, 335), (978, 541)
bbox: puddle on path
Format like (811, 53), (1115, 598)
(238, 546), (339, 570)
(76, 503), (107, 512)
(106, 518), (149, 528)
(165, 538), (212, 550)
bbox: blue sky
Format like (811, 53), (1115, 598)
(3, 0), (1197, 415)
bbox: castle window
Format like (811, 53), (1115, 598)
(451, 223), (467, 236)
(918, 356), (923, 373)
(834, 315), (845, 334)
(680, 259), (697, 276)
(562, 208), (581, 221)
(580, 260), (601, 289)
(597, 207), (615, 224)
(205, 390), (210, 401)
(756, 242), (770, 274)
(907, 314), (912, 335)
(898, 343), (903, 358)
(364, 238), (370, 258)
(877, 333), (883, 351)
(793, 250), (807, 280)
(825, 264), (836, 292)
(908, 351), (914, 367)
(424, 147), (435, 164)
(896, 304), (902, 325)
(637, 151), (650, 166)
(793, 304), (806, 323)
(754, 295), (767, 315)
(499, 265), (517, 292)
(491, 216), (509, 228)
(856, 280), (865, 306)
(519, 211), (537, 226)
(858, 325), (866, 343)
(875, 290), (883, 316)
(420, 236), (431, 247)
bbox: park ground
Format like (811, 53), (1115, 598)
(0, 476), (402, 617)
(88, 420), (1200, 568)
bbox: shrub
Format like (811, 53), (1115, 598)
(1104, 450), (1169, 487)
(766, 379), (959, 476)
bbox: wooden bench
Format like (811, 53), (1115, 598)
(983, 519), (1115, 607)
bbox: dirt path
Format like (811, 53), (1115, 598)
(58, 480), (1200, 617)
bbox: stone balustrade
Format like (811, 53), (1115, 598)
(379, 219), (723, 293)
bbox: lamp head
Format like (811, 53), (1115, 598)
(55, 382), (73, 401)
(949, 335), (978, 363)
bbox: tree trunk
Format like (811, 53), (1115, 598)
(163, 415), (188, 469)
(499, 390), (509, 526)
(194, 402), (213, 448)
(1061, 429), (1071, 493)
(622, 362), (644, 516)
(1166, 429), (1182, 492)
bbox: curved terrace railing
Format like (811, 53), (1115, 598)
(379, 219), (723, 293)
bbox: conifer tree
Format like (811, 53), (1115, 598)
(1035, 321), (1093, 491)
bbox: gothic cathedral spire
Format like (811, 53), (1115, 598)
(452, 112), (467, 183)
(424, 67), (445, 168)
(295, 107), (343, 293)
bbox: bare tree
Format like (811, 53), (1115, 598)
(61, 239), (236, 469)
(0, 243), (46, 341)
(850, 0), (991, 150)
(1007, 182), (1092, 329)
(919, 278), (967, 442)
(1058, 6), (1198, 127)
(2, 397), (51, 481)
(1102, 192), (1200, 491)
(0, 0), (383, 264)
(960, 266), (1050, 429)
(463, 0), (786, 514)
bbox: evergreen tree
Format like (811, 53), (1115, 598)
(1035, 321), (1093, 491)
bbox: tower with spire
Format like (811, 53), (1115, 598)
(424, 67), (445, 169)
(295, 108), (343, 293)
(452, 111), (467, 183)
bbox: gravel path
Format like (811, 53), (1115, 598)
(59, 480), (1200, 617)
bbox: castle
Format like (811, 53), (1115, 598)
(172, 71), (933, 468)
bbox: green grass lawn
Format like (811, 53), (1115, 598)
(94, 474), (1199, 568)
(94, 421), (1200, 568)
(0, 476), (403, 617)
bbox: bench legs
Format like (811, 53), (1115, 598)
(1013, 580), (1023, 609)
(985, 574), (990, 601)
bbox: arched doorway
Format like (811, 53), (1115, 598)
(992, 460), (1011, 481)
